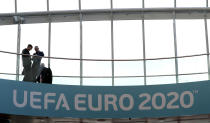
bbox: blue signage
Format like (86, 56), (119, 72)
(0, 78), (209, 118)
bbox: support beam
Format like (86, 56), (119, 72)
(1, 8), (210, 25)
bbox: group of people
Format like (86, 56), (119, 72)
(22, 44), (52, 84)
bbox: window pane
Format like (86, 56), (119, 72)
(179, 74), (208, 83)
(177, 0), (206, 7)
(115, 61), (144, 76)
(0, 74), (16, 80)
(51, 59), (80, 76)
(83, 78), (112, 86)
(114, 77), (144, 86)
(0, 0), (14, 13)
(113, 0), (142, 8)
(51, 22), (80, 78)
(81, 0), (110, 9)
(53, 77), (80, 85)
(147, 59), (175, 75)
(0, 25), (17, 74)
(83, 61), (111, 76)
(49, 0), (78, 10)
(17, 0), (47, 12)
(176, 20), (206, 56)
(147, 76), (176, 85)
(83, 21), (111, 59)
(51, 22), (80, 58)
(145, 0), (173, 8)
(178, 56), (207, 74)
(207, 20), (210, 50)
(20, 23), (48, 74)
(114, 20), (143, 59)
(145, 20), (174, 58)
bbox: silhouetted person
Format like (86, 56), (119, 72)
(22, 44), (33, 82)
(31, 46), (44, 82)
(37, 64), (52, 84)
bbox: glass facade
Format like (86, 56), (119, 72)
(0, 0), (209, 87)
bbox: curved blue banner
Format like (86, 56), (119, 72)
(0, 78), (209, 118)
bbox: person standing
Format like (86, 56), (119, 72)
(22, 44), (33, 82)
(31, 46), (44, 82)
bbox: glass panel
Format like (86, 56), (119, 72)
(83, 21), (111, 59)
(83, 61), (111, 76)
(17, 0), (47, 12)
(51, 59), (80, 76)
(20, 23), (48, 74)
(0, 74), (16, 80)
(179, 74), (208, 83)
(81, 0), (110, 9)
(114, 77), (144, 86)
(114, 61), (144, 76)
(49, 0), (78, 10)
(51, 22), (80, 79)
(147, 76), (176, 85)
(51, 22), (80, 58)
(145, 0), (173, 8)
(146, 59), (175, 75)
(145, 20), (174, 58)
(114, 20), (143, 59)
(0, 0), (14, 13)
(83, 78), (112, 86)
(53, 77), (80, 85)
(178, 56), (207, 74)
(0, 25), (17, 74)
(113, 0), (142, 8)
(176, 20), (206, 56)
(176, 0), (206, 7)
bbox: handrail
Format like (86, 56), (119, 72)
(0, 50), (208, 61)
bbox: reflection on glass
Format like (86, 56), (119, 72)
(0, 0), (14, 13)
(53, 77), (80, 85)
(114, 20), (143, 59)
(51, 60), (80, 76)
(0, 74), (16, 80)
(178, 56), (207, 74)
(113, 0), (142, 8)
(176, 20), (206, 56)
(81, 0), (110, 9)
(176, 0), (206, 7)
(145, 20), (174, 58)
(0, 25), (17, 74)
(147, 76), (176, 85)
(179, 74), (208, 83)
(145, 0), (173, 8)
(115, 61), (144, 76)
(115, 77), (144, 86)
(83, 21), (111, 59)
(20, 23), (48, 73)
(146, 59), (175, 75)
(83, 78), (112, 86)
(83, 61), (111, 76)
(17, 0), (47, 12)
(49, 0), (78, 10)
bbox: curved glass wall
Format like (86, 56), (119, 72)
(0, 0), (209, 86)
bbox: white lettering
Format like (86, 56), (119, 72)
(44, 93), (56, 110)
(104, 94), (118, 111)
(30, 91), (42, 109)
(119, 94), (134, 111)
(55, 93), (70, 111)
(88, 94), (102, 111)
(13, 89), (27, 108)
(75, 94), (86, 111)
